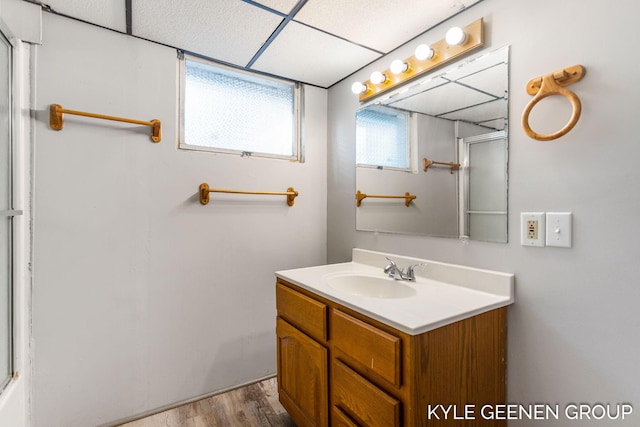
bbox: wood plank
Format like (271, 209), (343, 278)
(117, 378), (295, 427)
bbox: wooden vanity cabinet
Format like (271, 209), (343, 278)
(276, 278), (507, 427)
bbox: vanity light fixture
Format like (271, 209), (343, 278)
(414, 44), (435, 61)
(353, 18), (484, 102)
(445, 26), (467, 45)
(390, 59), (409, 74)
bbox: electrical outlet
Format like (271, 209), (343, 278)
(521, 212), (545, 247)
(527, 220), (538, 239)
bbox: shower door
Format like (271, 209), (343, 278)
(459, 131), (508, 243)
(0, 28), (13, 392)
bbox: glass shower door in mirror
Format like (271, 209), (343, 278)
(459, 131), (508, 242)
(0, 29), (13, 392)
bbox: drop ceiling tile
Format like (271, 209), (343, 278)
(253, 0), (301, 14)
(133, 0), (283, 67)
(294, 0), (482, 52)
(251, 21), (381, 87)
(45, 0), (126, 32)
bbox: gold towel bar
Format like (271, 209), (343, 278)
(49, 104), (162, 142)
(521, 65), (585, 141)
(423, 157), (460, 174)
(199, 183), (299, 206)
(356, 190), (416, 207)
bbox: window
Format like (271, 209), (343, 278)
(180, 55), (302, 160)
(356, 106), (410, 170)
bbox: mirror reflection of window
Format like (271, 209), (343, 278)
(356, 106), (410, 170)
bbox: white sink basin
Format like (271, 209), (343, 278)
(276, 248), (514, 334)
(325, 273), (416, 299)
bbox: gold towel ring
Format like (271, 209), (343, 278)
(521, 65), (585, 141)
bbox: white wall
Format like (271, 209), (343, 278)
(328, 0), (640, 425)
(32, 13), (326, 427)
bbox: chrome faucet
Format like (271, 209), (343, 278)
(383, 257), (425, 281)
(383, 257), (400, 278)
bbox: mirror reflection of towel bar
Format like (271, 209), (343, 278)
(423, 157), (460, 174)
(356, 190), (416, 207)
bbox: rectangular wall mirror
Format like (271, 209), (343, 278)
(355, 46), (509, 243)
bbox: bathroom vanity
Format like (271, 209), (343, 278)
(275, 249), (514, 427)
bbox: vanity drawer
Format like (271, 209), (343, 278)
(332, 359), (401, 427)
(332, 309), (401, 386)
(276, 281), (327, 342)
(332, 406), (359, 427)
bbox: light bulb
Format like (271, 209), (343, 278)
(370, 71), (387, 85)
(446, 27), (466, 45)
(390, 59), (408, 74)
(414, 44), (434, 60)
(351, 81), (367, 94)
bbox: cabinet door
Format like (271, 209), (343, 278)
(276, 317), (328, 427)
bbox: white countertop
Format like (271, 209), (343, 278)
(276, 249), (514, 335)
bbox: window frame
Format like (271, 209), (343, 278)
(178, 53), (303, 161)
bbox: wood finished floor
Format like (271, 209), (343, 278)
(118, 378), (295, 427)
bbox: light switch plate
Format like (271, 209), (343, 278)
(521, 212), (545, 247)
(546, 212), (572, 248)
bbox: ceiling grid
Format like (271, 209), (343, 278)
(244, 0), (309, 68)
(39, 0), (483, 88)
